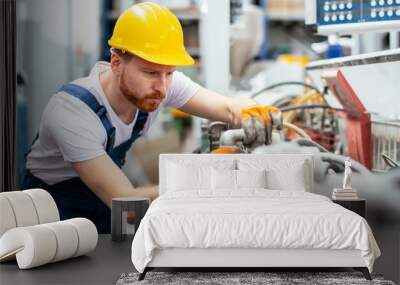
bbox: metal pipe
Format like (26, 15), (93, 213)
(220, 121), (310, 147)
(208, 121), (228, 151)
(220, 129), (246, 146)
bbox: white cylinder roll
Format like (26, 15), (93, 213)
(0, 226), (57, 269)
(0, 227), (24, 262)
(24, 189), (60, 223)
(66, 218), (98, 257)
(0, 196), (17, 237)
(1, 192), (39, 227)
(42, 221), (79, 262)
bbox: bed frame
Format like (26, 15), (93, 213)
(139, 249), (371, 280)
(138, 154), (371, 281)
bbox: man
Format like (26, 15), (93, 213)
(23, 2), (279, 233)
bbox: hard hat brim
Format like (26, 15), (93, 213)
(109, 42), (195, 66)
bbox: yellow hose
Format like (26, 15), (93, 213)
(283, 91), (325, 123)
(283, 121), (311, 140)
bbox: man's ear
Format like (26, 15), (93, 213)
(110, 52), (123, 76)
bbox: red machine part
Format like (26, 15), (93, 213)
(289, 121), (338, 152)
(322, 69), (372, 169)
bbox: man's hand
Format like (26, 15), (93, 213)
(241, 105), (282, 148)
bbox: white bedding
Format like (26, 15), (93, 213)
(131, 190), (380, 273)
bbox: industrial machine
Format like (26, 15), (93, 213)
(305, 0), (400, 35)
(199, 48), (400, 226)
(200, 5), (400, 280)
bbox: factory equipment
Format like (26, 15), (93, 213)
(307, 48), (400, 171)
(196, 8), (400, 280)
(204, 49), (400, 169)
(305, 0), (400, 35)
(198, 49), (400, 232)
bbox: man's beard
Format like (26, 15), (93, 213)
(119, 72), (165, 112)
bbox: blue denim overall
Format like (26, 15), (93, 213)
(23, 83), (148, 233)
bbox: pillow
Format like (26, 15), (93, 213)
(236, 169), (267, 189)
(166, 159), (237, 192)
(167, 162), (211, 191)
(211, 168), (237, 190)
(238, 158), (308, 191)
(211, 169), (268, 190)
(266, 167), (306, 191)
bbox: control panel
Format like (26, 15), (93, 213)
(305, 0), (400, 35)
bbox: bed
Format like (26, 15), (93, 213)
(131, 153), (380, 280)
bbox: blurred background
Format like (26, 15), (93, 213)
(2, 0), (399, 282)
(14, 0), (400, 185)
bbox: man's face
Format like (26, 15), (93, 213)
(118, 55), (175, 112)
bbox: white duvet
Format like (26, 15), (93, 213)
(131, 190), (380, 273)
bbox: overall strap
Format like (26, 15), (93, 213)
(59, 83), (116, 153)
(113, 110), (149, 152)
(25, 133), (39, 159)
(132, 111), (149, 138)
(108, 110), (149, 167)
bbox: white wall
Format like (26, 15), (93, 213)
(70, 0), (102, 78)
(17, 0), (101, 142)
(18, 0), (70, 142)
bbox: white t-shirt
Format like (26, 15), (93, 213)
(26, 61), (200, 185)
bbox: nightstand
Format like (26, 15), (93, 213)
(111, 197), (150, 242)
(332, 199), (366, 218)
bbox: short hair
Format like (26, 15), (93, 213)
(110, 48), (135, 61)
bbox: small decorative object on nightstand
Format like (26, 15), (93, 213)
(111, 197), (150, 242)
(332, 157), (359, 200)
(332, 199), (366, 218)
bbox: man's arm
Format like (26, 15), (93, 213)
(71, 154), (158, 208)
(179, 87), (256, 128)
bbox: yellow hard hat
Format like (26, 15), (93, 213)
(108, 2), (194, 66)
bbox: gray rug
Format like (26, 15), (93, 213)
(116, 271), (396, 285)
